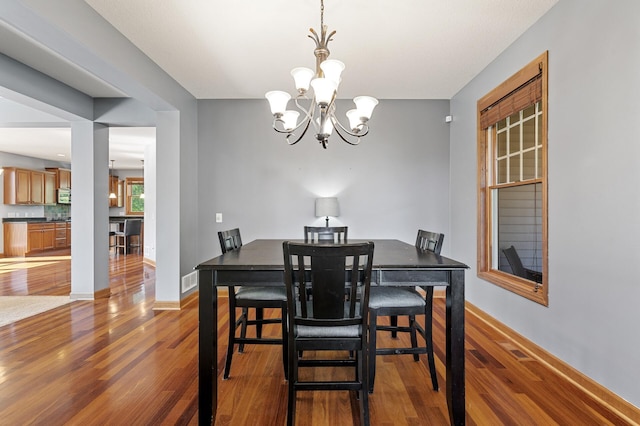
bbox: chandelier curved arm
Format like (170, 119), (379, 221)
(285, 117), (312, 145)
(272, 116), (312, 145)
(294, 96), (317, 131)
(272, 95), (315, 134)
(330, 115), (370, 145)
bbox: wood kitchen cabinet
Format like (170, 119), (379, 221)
(44, 172), (57, 205)
(30, 171), (44, 204)
(109, 176), (124, 208)
(109, 175), (118, 207)
(4, 221), (67, 256)
(55, 222), (67, 248)
(3, 167), (57, 205)
(46, 167), (71, 189)
(28, 223), (55, 252)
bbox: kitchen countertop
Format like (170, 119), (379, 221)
(109, 216), (144, 222)
(3, 217), (70, 223)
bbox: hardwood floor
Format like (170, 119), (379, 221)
(0, 253), (637, 425)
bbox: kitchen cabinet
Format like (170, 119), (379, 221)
(44, 172), (57, 205)
(4, 221), (68, 256)
(28, 223), (55, 252)
(55, 222), (67, 248)
(46, 167), (71, 189)
(3, 167), (57, 205)
(109, 176), (124, 208)
(30, 171), (44, 204)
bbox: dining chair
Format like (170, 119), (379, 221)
(218, 228), (288, 379)
(113, 219), (142, 255)
(283, 241), (374, 426)
(502, 245), (543, 283)
(304, 225), (348, 243)
(367, 229), (443, 393)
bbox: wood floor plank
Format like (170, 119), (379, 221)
(0, 253), (638, 425)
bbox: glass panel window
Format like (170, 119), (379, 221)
(125, 177), (144, 216)
(477, 51), (548, 306)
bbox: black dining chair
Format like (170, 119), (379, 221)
(304, 226), (348, 243)
(283, 241), (374, 426)
(218, 228), (288, 379)
(113, 219), (142, 255)
(367, 229), (443, 393)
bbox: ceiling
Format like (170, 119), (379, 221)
(0, 0), (559, 167)
(83, 0), (558, 100)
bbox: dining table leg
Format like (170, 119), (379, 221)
(198, 269), (216, 425)
(446, 269), (466, 425)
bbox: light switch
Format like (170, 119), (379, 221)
(216, 213), (223, 223)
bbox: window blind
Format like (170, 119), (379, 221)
(479, 73), (542, 130)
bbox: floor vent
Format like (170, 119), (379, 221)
(181, 271), (198, 293)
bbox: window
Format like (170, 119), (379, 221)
(125, 177), (144, 216)
(477, 51), (548, 305)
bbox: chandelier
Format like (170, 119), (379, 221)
(265, 0), (378, 149)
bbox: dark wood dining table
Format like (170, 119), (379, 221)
(196, 239), (468, 425)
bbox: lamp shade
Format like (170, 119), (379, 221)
(353, 95), (379, 120)
(315, 197), (339, 218)
(265, 91), (291, 115)
(310, 78), (337, 105)
(291, 67), (315, 92)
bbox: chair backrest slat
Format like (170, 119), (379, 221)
(218, 228), (242, 253)
(415, 229), (444, 254)
(283, 241), (374, 328)
(304, 226), (348, 243)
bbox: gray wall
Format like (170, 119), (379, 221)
(450, 0), (640, 407)
(197, 99), (451, 263)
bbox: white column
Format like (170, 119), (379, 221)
(70, 122), (110, 299)
(154, 111), (181, 306)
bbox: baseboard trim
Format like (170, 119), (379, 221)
(95, 287), (111, 299)
(70, 287), (111, 300)
(180, 291), (198, 309)
(143, 257), (156, 267)
(152, 291), (199, 311)
(152, 300), (181, 311)
(466, 302), (640, 424)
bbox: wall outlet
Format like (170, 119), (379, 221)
(215, 213), (222, 223)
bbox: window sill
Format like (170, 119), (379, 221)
(478, 270), (548, 306)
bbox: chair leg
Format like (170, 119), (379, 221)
(287, 347), (297, 426)
(255, 307), (264, 339)
(409, 315), (420, 362)
(281, 303), (288, 380)
(368, 311), (378, 393)
(223, 298), (237, 380)
(238, 307), (249, 353)
(390, 315), (398, 338)
(425, 287), (439, 391)
(358, 347), (370, 426)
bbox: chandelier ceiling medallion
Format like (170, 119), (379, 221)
(265, 0), (378, 149)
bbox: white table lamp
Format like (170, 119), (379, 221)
(315, 197), (339, 227)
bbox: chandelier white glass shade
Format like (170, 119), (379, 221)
(265, 0), (378, 149)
